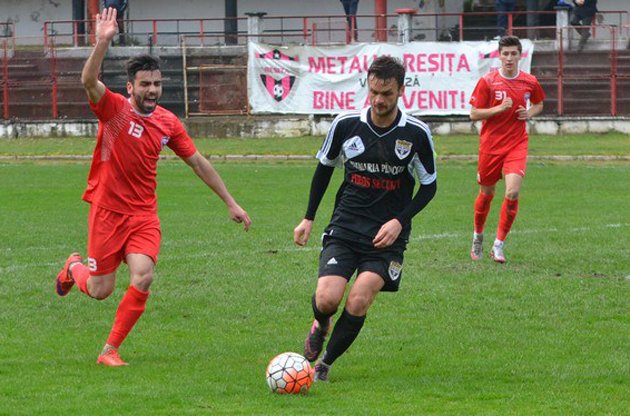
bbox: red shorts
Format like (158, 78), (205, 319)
(87, 204), (161, 276)
(477, 143), (528, 186)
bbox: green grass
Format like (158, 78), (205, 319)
(0, 135), (629, 415)
(1, 133), (629, 157)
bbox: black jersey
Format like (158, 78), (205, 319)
(316, 107), (437, 245)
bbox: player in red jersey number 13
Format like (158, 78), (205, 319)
(55, 7), (251, 366)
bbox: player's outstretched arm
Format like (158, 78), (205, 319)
(293, 163), (334, 246)
(184, 151), (251, 231)
(81, 7), (119, 104)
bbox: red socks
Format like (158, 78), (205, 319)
(473, 191), (494, 234)
(474, 193), (519, 240)
(497, 198), (519, 241)
(106, 285), (150, 349)
(71, 263), (91, 296)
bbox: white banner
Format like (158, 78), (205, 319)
(247, 40), (534, 116)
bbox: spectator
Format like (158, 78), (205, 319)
(103, 0), (128, 45)
(340, 0), (359, 41)
(495, 0), (517, 38)
(571, 0), (598, 51)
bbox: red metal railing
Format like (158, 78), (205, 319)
(2, 39), (9, 120)
(41, 10), (629, 47)
(44, 17), (248, 48)
(0, 11), (626, 119)
(50, 39), (58, 119)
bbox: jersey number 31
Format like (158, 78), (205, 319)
(495, 91), (507, 101)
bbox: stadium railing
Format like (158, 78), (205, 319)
(38, 10), (629, 47)
(2, 10), (629, 120)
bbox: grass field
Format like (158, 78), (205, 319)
(0, 135), (629, 415)
(2, 133), (630, 157)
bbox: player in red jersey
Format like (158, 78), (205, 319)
(55, 7), (251, 366)
(468, 36), (545, 263)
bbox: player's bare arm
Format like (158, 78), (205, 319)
(516, 101), (544, 120)
(184, 151), (251, 231)
(372, 219), (403, 248)
(81, 7), (119, 103)
(470, 97), (513, 121)
(293, 219), (313, 246)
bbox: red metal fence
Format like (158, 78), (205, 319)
(40, 10), (630, 46)
(1, 11), (629, 120)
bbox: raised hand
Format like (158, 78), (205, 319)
(95, 7), (119, 43)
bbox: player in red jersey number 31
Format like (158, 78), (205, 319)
(469, 36), (545, 263)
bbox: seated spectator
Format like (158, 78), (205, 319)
(571, 0), (598, 51)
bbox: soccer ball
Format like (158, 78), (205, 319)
(265, 352), (313, 394)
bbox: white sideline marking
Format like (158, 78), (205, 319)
(244, 222), (630, 251)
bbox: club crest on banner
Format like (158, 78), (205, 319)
(256, 49), (298, 102)
(394, 139), (412, 160)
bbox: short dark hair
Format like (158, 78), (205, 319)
(367, 56), (405, 88)
(498, 35), (522, 53)
(126, 55), (160, 82)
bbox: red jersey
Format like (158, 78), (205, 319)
(469, 69), (544, 155)
(83, 88), (197, 214)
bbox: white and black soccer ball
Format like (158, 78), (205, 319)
(265, 352), (313, 394)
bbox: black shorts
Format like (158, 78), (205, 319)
(318, 236), (406, 292)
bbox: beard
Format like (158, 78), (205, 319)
(134, 93), (159, 113)
(372, 102), (397, 117)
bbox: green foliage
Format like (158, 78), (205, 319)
(0, 138), (629, 414)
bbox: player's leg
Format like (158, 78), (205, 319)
(305, 275), (347, 362)
(56, 252), (84, 296)
(304, 237), (354, 362)
(98, 254), (153, 367)
(492, 151), (526, 263)
(492, 173), (522, 263)
(315, 249), (401, 381)
(56, 205), (121, 298)
(98, 214), (159, 366)
(472, 152), (502, 260)
(315, 271), (384, 381)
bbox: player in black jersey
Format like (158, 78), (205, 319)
(293, 56), (437, 382)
